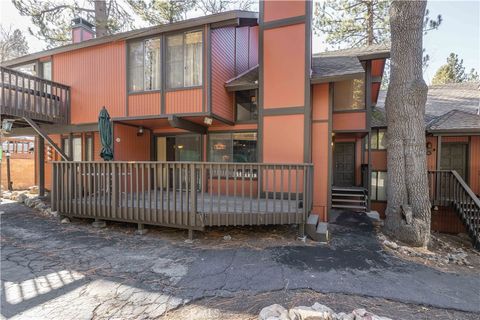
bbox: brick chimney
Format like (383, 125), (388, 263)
(72, 17), (94, 43)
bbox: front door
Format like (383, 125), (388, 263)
(441, 143), (468, 180)
(333, 142), (355, 187)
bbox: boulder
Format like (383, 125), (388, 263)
(383, 240), (399, 250)
(17, 193), (28, 204)
(335, 313), (354, 320)
(352, 308), (392, 320)
(29, 186), (39, 194)
(61, 217), (71, 224)
(289, 305), (334, 320)
(259, 304), (289, 320)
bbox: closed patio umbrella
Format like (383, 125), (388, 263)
(98, 106), (113, 161)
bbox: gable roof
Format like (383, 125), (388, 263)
(373, 82), (480, 132)
(225, 65), (258, 91)
(1, 10), (258, 68)
(311, 56), (364, 84)
(427, 109), (480, 133)
(312, 43), (390, 61)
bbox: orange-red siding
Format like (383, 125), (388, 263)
(165, 88), (203, 114)
(263, 0), (306, 22)
(332, 111), (367, 131)
(53, 42), (126, 123)
(469, 136), (480, 195)
(128, 92), (161, 117)
(113, 123), (151, 161)
(263, 24), (305, 109)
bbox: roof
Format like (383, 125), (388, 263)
(427, 109), (480, 133)
(224, 44), (390, 89)
(312, 43), (390, 61)
(1, 10), (258, 67)
(225, 65), (258, 91)
(373, 82), (480, 132)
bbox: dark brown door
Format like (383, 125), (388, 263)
(441, 143), (468, 180)
(333, 142), (355, 187)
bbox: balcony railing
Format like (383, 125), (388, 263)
(428, 170), (480, 249)
(52, 161), (314, 233)
(0, 66), (70, 124)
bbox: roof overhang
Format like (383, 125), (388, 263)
(311, 71), (365, 84)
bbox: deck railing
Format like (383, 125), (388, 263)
(52, 161), (314, 232)
(0, 66), (70, 123)
(428, 170), (480, 249)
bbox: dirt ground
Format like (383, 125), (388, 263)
(164, 290), (479, 320)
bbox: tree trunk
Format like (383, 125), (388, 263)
(384, 0), (431, 247)
(94, 0), (108, 37)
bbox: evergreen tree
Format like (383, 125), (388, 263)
(127, 0), (196, 24)
(12, 0), (135, 48)
(432, 53), (478, 84)
(196, 0), (254, 14)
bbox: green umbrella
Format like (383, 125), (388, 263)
(98, 106), (113, 161)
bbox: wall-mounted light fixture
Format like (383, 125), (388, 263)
(137, 126), (144, 136)
(204, 117), (213, 125)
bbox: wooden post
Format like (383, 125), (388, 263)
(38, 136), (45, 197)
(6, 153), (12, 191)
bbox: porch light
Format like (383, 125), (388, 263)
(204, 117), (213, 125)
(137, 126), (144, 136)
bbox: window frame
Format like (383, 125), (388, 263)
(207, 131), (258, 163)
(165, 29), (204, 91)
(61, 135), (82, 161)
(85, 134), (94, 161)
(371, 170), (388, 202)
(127, 36), (162, 94)
(234, 89), (258, 123)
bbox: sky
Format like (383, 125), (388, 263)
(0, 0), (479, 84)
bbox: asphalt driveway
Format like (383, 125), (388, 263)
(1, 201), (479, 319)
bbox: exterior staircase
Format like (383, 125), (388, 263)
(331, 186), (368, 212)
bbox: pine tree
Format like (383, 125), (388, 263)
(432, 53), (478, 84)
(127, 0), (196, 24)
(12, 0), (135, 48)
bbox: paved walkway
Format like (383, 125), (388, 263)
(1, 201), (479, 319)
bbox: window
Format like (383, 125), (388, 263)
(166, 30), (203, 89)
(235, 90), (258, 122)
(370, 128), (387, 150)
(333, 77), (365, 111)
(62, 137), (82, 161)
(128, 38), (161, 92)
(13, 63), (37, 76)
(371, 171), (387, 201)
(208, 132), (257, 163)
(85, 135), (94, 161)
(41, 61), (52, 80)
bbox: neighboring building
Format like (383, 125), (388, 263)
(1, 1), (478, 244)
(1, 138), (36, 190)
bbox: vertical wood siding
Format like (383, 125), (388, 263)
(469, 136), (480, 194)
(53, 42), (126, 123)
(235, 27), (250, 75)
(165, 88), (203, 114)
(128, 92), (161, 117)
(248, 26), (259, 68)
(113, 123), (151, 161)
(211, 27), (235, 121)
(426, 136), (438, 171)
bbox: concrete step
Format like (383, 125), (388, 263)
(305, 214), (329, 242)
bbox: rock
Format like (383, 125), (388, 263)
(42, 208), (52, 216)
(50, 211), (59, 218)
(335, 313), (354, 320)
(289, 305), (334, 320)
(28, 186), (39, 194)
(16, 193), (28, 203)
(311, 303), (335, 316)
(223, 235), (232, 241)
(383, 240), (398, 250)
(61, 217), (71, 224)
(352, 308), (392, 320)
(259, 304), (289, 320)
(34, 202), (47, 210)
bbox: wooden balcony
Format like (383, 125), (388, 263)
(52, 161), (314, 236)
(0, 67), (70, 125)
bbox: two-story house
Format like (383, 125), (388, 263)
(1, 1), (478, 245)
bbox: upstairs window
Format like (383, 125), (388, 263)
(333, 77), (365, 111)
(370, 128), (387, 150)
(128, 38), (161, 92)
(41, 61), (52, 80)
(166, 30), (203, 89)
(235, 90), (258, 122)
